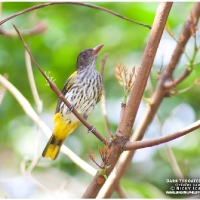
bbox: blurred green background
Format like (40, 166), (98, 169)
(0, 2), (200, 198)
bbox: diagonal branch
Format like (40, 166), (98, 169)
(125, 119), (200, 150)
(13, 24), (108, 145)
(0, 2), (151, 29)
(164, 3), (200, 80)
(25, 51), (43, 174)
(0, 74), (7, 105)
(25, 51), (43, 114)
(156, 115), (184, 179)
(100, 53), (112, 137)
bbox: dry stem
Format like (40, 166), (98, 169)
(25, 51), (43, 114)
(100, 53), (111, 137)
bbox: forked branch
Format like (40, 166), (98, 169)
(98, 2), (200, 198)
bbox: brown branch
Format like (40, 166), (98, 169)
(100, 54), (108, 77)
(165, 144), (184, 179)
(98, 2), (200, 198)
(82, 2), (172, 198)
(155, 115), (184, 179)
(116, 183), (128, 198)
(25, 51), (43, 114)
(162, 2), (200, 84)
(125, 120), (200, 150)
(25, 51), (43, 174)
(0, 2), (151, 29)
(12, 24), (108, 145)
(100, 53), (112, 138)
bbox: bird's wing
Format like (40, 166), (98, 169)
(96, 76), (103, 103)
(55, 71), (77, 114)
(97, 92), (102, 103)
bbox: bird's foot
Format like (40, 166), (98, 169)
(87, 125), (96, 134)
(66, 104), (74, 114)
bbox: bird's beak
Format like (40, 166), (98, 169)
(92, 44), (104, 55)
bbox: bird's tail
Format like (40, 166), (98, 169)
(42, 134), (65, 160)
(42, 112), (80, 160)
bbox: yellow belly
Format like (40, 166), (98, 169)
(53, 112), (80, 140)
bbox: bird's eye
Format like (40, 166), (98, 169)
(82, 52), (87, 59)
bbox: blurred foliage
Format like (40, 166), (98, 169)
(0, 2), (200, 198)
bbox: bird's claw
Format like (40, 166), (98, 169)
(87, 125), (96, 134)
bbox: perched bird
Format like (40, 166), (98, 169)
(42, 44), (104, 160)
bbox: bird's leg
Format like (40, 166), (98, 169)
(66, 104), (75, 114)
(87, 125), (96, 134)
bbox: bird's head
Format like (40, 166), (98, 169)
(76, 44), (104, 71)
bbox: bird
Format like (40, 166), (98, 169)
(42, 44), (104, 160)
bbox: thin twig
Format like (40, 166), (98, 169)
(23, 51), (44, 175)
(156, 114), (184, 179)
(26, 129), (41, 174)
(116, 183), (128, 198)
(0, 86), (6, 104)
(25, 51), (43, 114)
(164, 31), (199, 89)
(20, 157), (59, 198)
(0, 74), (7, 105)
(165, 145), (184, 179)
(125, 119), (200, 150)
(164, 41), (199, 90)
(163, 3), (200, 80)
(25, 47), (43, 174)
(100, 53), (108, 78)
(100, 53), (111, 138)
(0, 2), (151, 29)
(0, 74), (97, 176)
(13, 24), (108, 145)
